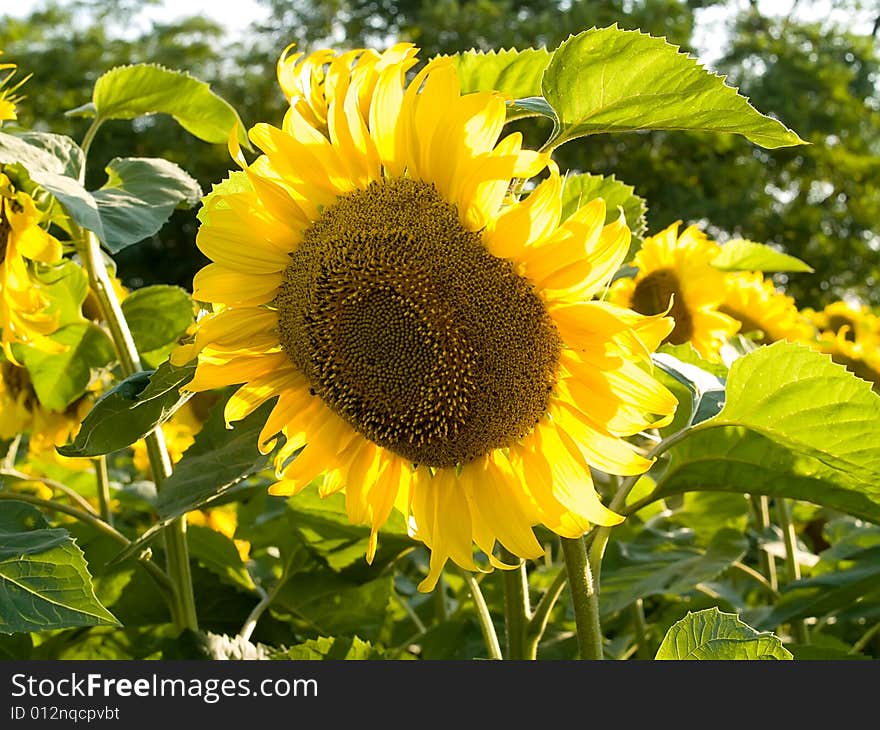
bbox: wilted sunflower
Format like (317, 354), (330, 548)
(174, 44), (677, 591)
(0, 54), (28, 123)
(608, 221), (739, 362)
(720, 271), (813, 344)
(0, 171), (63, 358)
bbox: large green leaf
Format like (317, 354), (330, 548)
(711, 239), (814, 273)
(655, 608), (792, 660)
(648, 342), (880, 524)
(91, 64), (250, 148)
(121, 284), (195, 366)
(541, 26), (805, 149)
(19, 321), (115, 411)
(560, 172), (647, 243)
(452, 47), (551, 120)
(186, 524), (255, 593)
(0, 501), (118, 633)
(33, 259), (90, 329)
(154, 396), (276, 521)
(57, 360), (196, 458)
(10, 131), (84, 179)
(91, 158), (202, 253)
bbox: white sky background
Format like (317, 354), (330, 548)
(2, 0), (876, 70)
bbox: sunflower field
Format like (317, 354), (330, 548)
(1, 6), (880, 667)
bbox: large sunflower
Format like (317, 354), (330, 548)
(720, 271), (813, 344)
(608, 221), (740, 362)
(0, 171), (63, 358)
(174, 44), (677, 591)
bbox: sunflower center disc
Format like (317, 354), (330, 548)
(275, 178), (561, 467)
(827, 314), (857, 342)
(1, 361), (37, 409)
(630, 268), (693, 344)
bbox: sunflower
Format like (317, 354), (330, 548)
(173, 44), (677, 591)
(720, 271), (813, 344)
(608, 221), (740, 362)
(0, 54), (28, 123)
(804, 300), (880, 347)
(812, 329), (880, 390)
(0, 171), (63, 358)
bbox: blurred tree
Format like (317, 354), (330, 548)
(1, 0), (878, 310)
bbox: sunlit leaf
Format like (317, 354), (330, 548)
(655, 607), (792, 659)
(92, 64), (250, 148)
(542, 26), (805, 149)
(711, 239), (813, 273)
(560, 172), (647, 243)
(18, 322), (115, 412)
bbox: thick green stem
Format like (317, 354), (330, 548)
(76, 227), (198, 632)
(0, 491), (173, 601)
(500, 549), (530, 659)
(631, 599), (652, 659)
(461, 570), (502, 661)
(94, 456), (113, 527)
(776, 498), (809, 644)
(78, 117), (103, 183)
(561, 536), (603, 660)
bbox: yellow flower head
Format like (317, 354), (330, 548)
(812, 329), (880, 391)
(0, 54), (28, 123)
(0, 172), (63, 359)
(608, 221), (740, 362)
(804, 300), (880, 348)
(174, 44), (677, 591)
(720, 271), (813, 344)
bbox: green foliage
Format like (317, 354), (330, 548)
(653, 342), (880, 523)
(57, 360), (196, 457)
(655, 608), (792, 659)
(121, 284), (195, 366)
(92, 157), (202, 253)
(711, 239), (813, 273)
(88, 63), (249, 148)
(18, 322), (115, 411)
(542, 26), (805, 149)
(560, 172), (647, 244)
(0, 502), (118, 633)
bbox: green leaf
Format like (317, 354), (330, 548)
(155, 396), (277, 520)
(0, 131), (71, 176)
(655, 608), (792, 660)
(19, 321), (115, 411)
(451, 47), (552, 120)
(711, 239), (814, 273)
(92, 64), (250, 148)
(542, 26), (805, 149)
(286, 489), (414, 575)
(186, 524), (255, 593)
(12, 131), (84, 179)
(560, 172), (647, 243)
(92, 157), (203, 253)
(57, 360), (196, 458)
(121, 285), (195, 366)
(0, 501), (119, 633)
(652, 342), (880, 524)
(276, 635), (387, 660)
(32, 259), (90, 329)
(600, 527), (746, 616)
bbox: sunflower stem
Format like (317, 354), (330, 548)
(460, 570), (502, 660)
(78, 118), (104, 183)
(776, 497), (809, 645)
(94, 456), (113, 527)
(500, 548), (531, 659)
(631, 598), (652, 659)
(561, 535), (603, 660)
(749, 494), (779, 593)
(75, 226), (198, 633)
